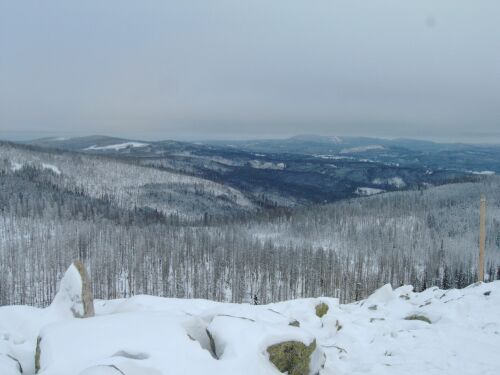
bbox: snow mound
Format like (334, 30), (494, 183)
(0, 343), (23, 374)
(1, 281), (500, 374)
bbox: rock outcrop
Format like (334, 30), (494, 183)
(267, 340), (316, 375)
(315, 302), (329, 318)
(51, 261), (95, 318)
(35, 336), (41, 373)
(404, 314), (432, 324)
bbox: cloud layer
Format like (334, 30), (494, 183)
(1, 0), (499, 142)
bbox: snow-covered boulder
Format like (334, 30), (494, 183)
(365, 283), (394, 305)
(0, 347), (23, 375)
(51, 261), (95, 319)
(206, 313), (323, 374)
(2, 278), (500, 374)
(35, 311), (221, 375)
(79, 363), (162, 375)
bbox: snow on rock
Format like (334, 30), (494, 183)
(2, 281), (500, 374)
(79, 363), (162, 375)
(207, 314), (317, 373)
(84, 142), (149, 151)
(0, 341), (23, 374)
(365, 283), (394, 305)
(0, 305), (53, 374)
(36, 312), (222, 375)
(50, 261), (94, 319)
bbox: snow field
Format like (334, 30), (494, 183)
(1, 278), (499, 374)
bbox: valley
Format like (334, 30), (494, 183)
(1, 136), (499, 307)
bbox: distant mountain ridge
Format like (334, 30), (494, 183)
(26, 133), (496, 154)
(8, 134), (499, 208)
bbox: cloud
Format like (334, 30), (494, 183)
(1, 0), (499, 142)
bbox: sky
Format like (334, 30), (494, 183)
(1, 0), (499, 142)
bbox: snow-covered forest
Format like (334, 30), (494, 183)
(1, 143), (499, 307)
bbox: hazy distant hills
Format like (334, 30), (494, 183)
(2, 136), (500, 308)
(15, 134), (499, 208)
(205, 134), (469, 153)
(203, 135), (500, 174)
(27, 134), (500, 167)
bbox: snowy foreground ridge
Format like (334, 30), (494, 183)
(1, 265), (500, 375)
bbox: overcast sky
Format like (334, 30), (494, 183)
(1, 0), (499, 142)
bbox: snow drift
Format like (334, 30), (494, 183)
(0, 264), (499, 374)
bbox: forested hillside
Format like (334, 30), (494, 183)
(28, 135), (484, 206)
(0, 142), (254, 221)
(1, 142), (499, 306)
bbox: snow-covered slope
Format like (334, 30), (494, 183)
(84, 142), (149, 151)
(0, 143), (255, 219)
(1, 278), (499, 374)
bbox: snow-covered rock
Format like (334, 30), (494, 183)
(0, 342), (23, 375)
(50, 261), (94, 319)
(1, 281), (500, 374)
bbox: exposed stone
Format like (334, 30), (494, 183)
(183, 317), (218, 359)
(73, 260), (95, 318)
(206, 328), (219, 359)
(79, 365), (125, 374)
(404, 314), (432, 324)
(315, 303), (329, 318)
(267, 340), (316, 375)
(35, 336), (41, 373)
(51, 261), (95, 318)
(335, 319), (343, 331)
(112, 350), (149, 360)
(288, 320), (300, 327)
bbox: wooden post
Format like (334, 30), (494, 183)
(478, 195), (486, 282)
